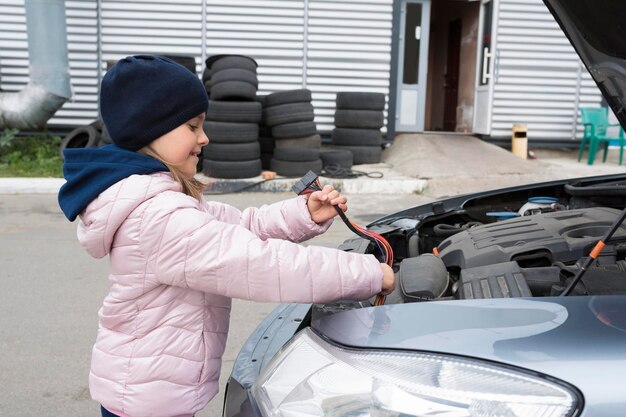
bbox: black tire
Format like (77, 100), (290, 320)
(333, 145), (382, 164)
(210, 81), (257, 101)
(259, 136), (275, 153)
(263, 102), (314, 127)
(319, 148), (353, 169)
(272, 121), (317, 139)
(100, 124), (113, 145)
(265, 89), (312, 107)
(89, 119), (103, 131)
(336, 92), (385, 110)
(211, 68), (258, 87)
(332, 127), (382, 146)
(256, 95), (267, 107)
(202, 66), (212, 83)
(261, 153), (272, 170)
(274, 134), (321, 149)
(270, 158), (323, 177)
(273, 147), (320, 162)
(207, 100), (262, 123)
(202, 158), (262, 179)
(203, 121), (258, 143)
(59, 125), (100, 157)
(208, 55), (258, 73)
(163, 55), (197, 74)
(335, 109), (384, 129)
(205, 142), (260, 161)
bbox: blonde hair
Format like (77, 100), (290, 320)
(140, 147), (205, 201)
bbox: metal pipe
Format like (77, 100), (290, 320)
(0, 0), (71, 130)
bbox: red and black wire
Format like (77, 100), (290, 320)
(299, 178), (393, 306)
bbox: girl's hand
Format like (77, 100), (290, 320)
(380, 263), (396, 295)
(306, 184), (347, 224)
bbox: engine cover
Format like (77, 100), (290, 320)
(438, 207), (626, 269)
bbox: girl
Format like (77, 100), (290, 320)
(58, 55), (395, 417)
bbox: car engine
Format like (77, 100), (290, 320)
(337, 179), (626, 306)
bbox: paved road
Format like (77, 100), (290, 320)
(0, 191), (430, 417)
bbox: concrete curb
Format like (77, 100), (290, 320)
(0, 165), (427, 195)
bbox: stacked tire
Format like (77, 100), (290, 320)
(331, 92), (385, 164)
(202, 55), (263, 179)
(59, 119), (113, 157)
(257, 95), (275, 170)
(263, 89), (322, 177)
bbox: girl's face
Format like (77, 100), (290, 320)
(148, 114), (208, 179)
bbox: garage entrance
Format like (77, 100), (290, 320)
(424, 0), (480, 132)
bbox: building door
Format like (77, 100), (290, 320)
(443, 18), (462, 131)
(473, 0), (496, 134)
(395, 0), (431, 132)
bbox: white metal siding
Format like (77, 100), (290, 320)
(491, 0), (602, 141)
(0, 0), (392, 132)
(0, 0), (100, 127)
(306, 0), (392, 132)
(204, 1), (306, 94)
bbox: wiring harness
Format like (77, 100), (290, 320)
(293, 171), (393, 306)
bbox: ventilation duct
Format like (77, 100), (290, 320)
(0, 0), (71, 130)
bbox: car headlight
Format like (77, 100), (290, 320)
(252, 328), (579, 417)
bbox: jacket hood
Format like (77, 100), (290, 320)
(58, 144), (168, 221)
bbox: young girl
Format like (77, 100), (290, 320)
(58, 55), (395, 417)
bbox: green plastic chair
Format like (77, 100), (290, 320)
(578, 107), (624, 165)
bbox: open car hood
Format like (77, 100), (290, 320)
(543, 0), (626, 128)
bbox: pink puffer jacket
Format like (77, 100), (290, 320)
(78, 172), (383, 417)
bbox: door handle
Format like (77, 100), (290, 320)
(481, 47), (492, 84)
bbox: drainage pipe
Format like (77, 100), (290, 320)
(0, 0), (71, 130)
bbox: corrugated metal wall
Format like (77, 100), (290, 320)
(491, 0), (601, 140)
(0, 0), (391, 133)
(0, 0), (602, 139)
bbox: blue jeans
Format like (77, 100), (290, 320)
(100, 405), (194, 417)
(101, 406), (120, 417)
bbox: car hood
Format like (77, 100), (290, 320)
(312, 296), (626, 415)
(544, 0), (626, 129)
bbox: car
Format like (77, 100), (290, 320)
(222, 1), (626, 416)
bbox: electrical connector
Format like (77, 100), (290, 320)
(292, 170), (320, 196)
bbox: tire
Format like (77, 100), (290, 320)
(274, 134), (321, 149)
(263, 102), (314, 127)
(331, 128), (382, 146)
(273, 147), (320, 162)
(164, 55), (197, 74)
(261, 152), (272, 170)
(334, 109), (384, 129)
(210, 81), (257, 101)
(59, 125), (100, 157)
(205, 142), (260, 161)
(203, 121), (258, 143)
(100, 124), (113, 145)
(207, 100), (262, 123)
(319, 148), (353, 169)
(333, 145), (382, 164)
(259, 136), (275, 153)
(265, 89), (312, 107)
(202, 66), (212, 83)
(336, 92), (385, 110)
(272, 121), (317, 139)
(211, 68), (258, 87)
(208, 55), (258, 73)
(202, 158), (262, 179)
(89, 119), (103, 131)
(270, 158), (323, 177)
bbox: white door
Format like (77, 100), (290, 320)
(395, 0), (431, 132)
(473, 0), (497, 134)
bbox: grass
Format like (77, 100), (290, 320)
(0, 129), (63, 177)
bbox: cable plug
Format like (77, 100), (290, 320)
(292, 170), (320, 195)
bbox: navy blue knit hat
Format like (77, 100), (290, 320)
(100, 55), (208, 151)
